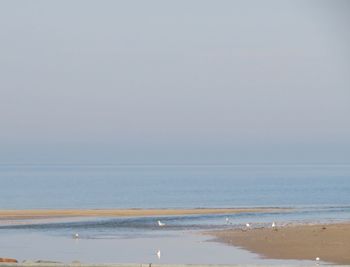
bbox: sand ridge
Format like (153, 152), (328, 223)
(0, 208), (285, 220)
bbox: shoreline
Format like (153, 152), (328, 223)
(0, 208), (285, 220)
(206, 222), (350, 265)
(0, 264), (347, 267)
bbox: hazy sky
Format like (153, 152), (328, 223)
(0, 0), (349, 164)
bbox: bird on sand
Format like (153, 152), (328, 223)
(157, 220), (165, 227)
(246, 223), (251, 228)
(272, 221), (276, 228)
(156, 250), (161, 259)
(73, 233), (79, 239)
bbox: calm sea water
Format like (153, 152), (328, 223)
(0, 164), (349, 263)
(1, 164), (350, 209)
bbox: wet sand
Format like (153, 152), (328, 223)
(207, 223), (350, 265)
(0, 208), (283, 220)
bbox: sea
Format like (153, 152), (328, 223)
(0, 164), (350, 264)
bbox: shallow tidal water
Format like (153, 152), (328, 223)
(0, 229), (319, 265)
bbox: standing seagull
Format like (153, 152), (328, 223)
(73, 233), (79, 239)
(225, 217), (230, 224)
(157, 220), (165, 227)
(246, 223), (251, 229)
(272, 222), (276, 228)
(156, 250), (161, 259)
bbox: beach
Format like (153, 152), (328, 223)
(1, 165), (350, 265)
(207, 223), (350, 265)
(1, 208), (350, 264)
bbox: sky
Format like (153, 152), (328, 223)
(0, 0), (349, 164)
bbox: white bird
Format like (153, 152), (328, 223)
(157, 220), (165, 227)
(156, 250), (161, 259)
(73, 233), (79, 239)
(225, 217), (229, 224)
(272, 221), (276, 228)
(315, 257), (320, 265)
(246, 223), (251, 228)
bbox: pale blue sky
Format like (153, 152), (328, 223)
(0, 0), (349, 164)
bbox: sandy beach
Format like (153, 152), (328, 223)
(207, 223), (350, 265)
(0, 208), (284, 220)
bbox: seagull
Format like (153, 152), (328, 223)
(73, 233), (79, 239)
(157, 220), (165, 227)
(272, 222), (276, 228)
(225, 217), (230, 224)
(156, 250), (161, 259)
(315, 257), (320, 265)
(246, 223), (251, 228)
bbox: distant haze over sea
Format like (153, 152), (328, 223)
(0, 0), (349, 165)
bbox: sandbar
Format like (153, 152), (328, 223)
(0, 208), (284, 220)
(207, 223), (350, 265)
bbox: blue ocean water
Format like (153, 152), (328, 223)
(0, 164), (349, 209)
